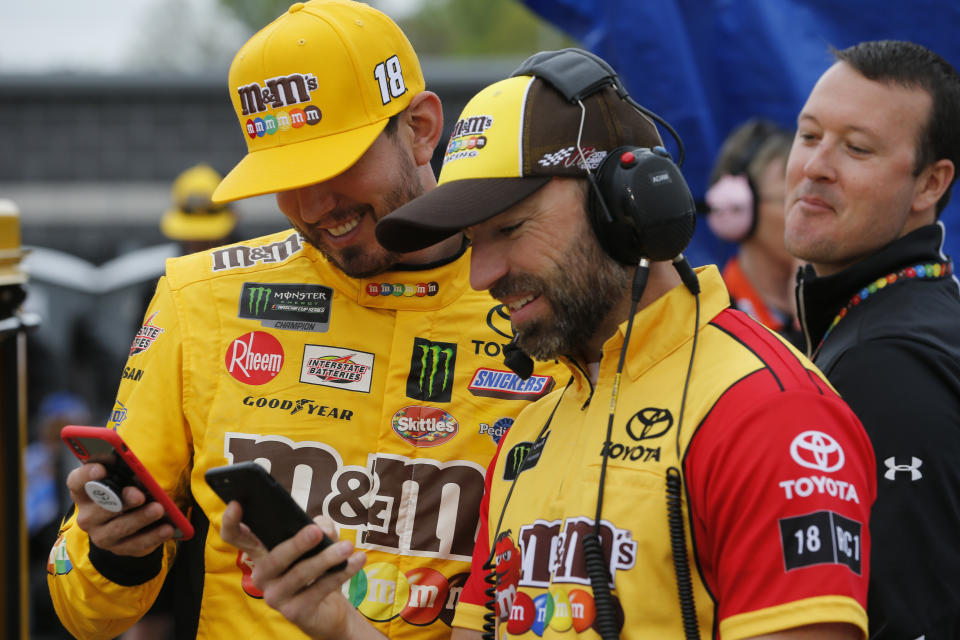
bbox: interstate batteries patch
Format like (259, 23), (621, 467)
(239, 282), (332, 332)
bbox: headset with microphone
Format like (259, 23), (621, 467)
(500, 47), (700, 381)
(487, 48), (703, 640)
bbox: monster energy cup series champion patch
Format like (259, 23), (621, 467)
(239, 282), (333, 332)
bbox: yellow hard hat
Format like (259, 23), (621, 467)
(0, 198), (29, 286)
(161, 164), (237, 241)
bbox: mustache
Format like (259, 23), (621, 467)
(324, 203), (374, 226)
(490, 274), (543, 301)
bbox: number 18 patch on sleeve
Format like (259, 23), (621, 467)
(779, 510), (862, 574)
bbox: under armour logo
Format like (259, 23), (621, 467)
(883, 456), (923, 481)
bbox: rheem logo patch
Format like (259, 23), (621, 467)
(226, 331), (284, 385)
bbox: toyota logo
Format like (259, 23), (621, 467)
(486, 304), (515, 340)
(626, 407), (673, 441)
(789, 430), (845, 473)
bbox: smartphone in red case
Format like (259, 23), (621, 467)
(60, 425), (194, 540)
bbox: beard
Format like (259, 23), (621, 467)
(491, 231), (632, 361)
(295, 148), (425, 278)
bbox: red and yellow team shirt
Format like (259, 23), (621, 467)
(47, 230), (564, 640)
(455, 266), (875, 639)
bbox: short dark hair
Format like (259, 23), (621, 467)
(383, 112), (401, 137)
(833, 40), (960, 215)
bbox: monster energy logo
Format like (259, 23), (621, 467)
(406, 338), (457, 403)
(418, 345), (453, 395)
(238, 282), (332, 332)
(247, 286), (272, 315)
(503, 441), (532, 481)
(502, 434), (549, 481)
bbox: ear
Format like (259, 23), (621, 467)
(402, 91), (444, 168)
(912, 158), (955, 215)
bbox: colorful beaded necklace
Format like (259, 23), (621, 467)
(817, 259), (953, 352)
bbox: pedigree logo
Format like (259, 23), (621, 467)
(225, 331), (284, 385)
(392, 405), (459, 447)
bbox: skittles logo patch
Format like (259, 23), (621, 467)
(392, 406), (459, 447)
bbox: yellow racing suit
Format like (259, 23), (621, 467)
(48, 229), (562, 640)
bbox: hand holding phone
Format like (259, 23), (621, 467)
(205, 461), (346, 572)
(61, 425), (194, 541)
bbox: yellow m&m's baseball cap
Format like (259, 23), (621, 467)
(213, 0), (425, 203)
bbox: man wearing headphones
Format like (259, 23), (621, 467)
(234, 50), (877, 639)
(377, 54), (877, 639)
(46, 3), (562, 640)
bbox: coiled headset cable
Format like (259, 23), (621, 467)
(583, 257), (702, 640)
(667, 261), (701, 640)
(482, 383), (571, 640)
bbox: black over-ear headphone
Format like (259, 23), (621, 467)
(511, 48), (697, 265)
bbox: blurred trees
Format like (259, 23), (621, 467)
(216, 0), (575, 54)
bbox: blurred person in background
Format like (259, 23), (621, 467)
(46, 2), (563, 639)
(160, 163), (239, 256)
(26, 392), (88, 640)
(787, 39), (960, 639)
(704, 118), (802, 345)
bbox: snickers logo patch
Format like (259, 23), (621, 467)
(467, 368), (554, 401)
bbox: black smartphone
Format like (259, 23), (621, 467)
(205, 461), (346, 572)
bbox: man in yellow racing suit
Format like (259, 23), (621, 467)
(46, 3), (561, 639)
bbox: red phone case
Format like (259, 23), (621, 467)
(61, 425), (194, 541)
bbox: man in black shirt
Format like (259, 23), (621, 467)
(787, 39), (960, 639)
